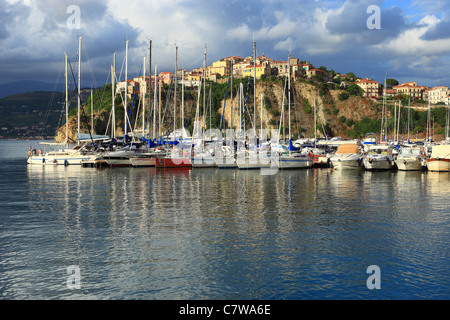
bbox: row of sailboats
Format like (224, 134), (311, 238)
(27, 37), (450, 172)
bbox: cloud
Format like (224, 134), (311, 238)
(325, 0), (406, 44)
(0, 0), (141, 84)
(421, 17), (450, 40)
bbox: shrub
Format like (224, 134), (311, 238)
(338, 92), (349, 101)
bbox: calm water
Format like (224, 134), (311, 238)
(0, 140), (448, 300)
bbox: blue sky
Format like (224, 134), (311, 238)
(1, 0), (450, 89)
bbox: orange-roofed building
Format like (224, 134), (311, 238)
(355, 78), (381, 99)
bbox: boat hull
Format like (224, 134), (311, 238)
(237, 155), (272, 169)
(215, 156), (238, 169)
(277, 155), (314, 169)
(155, 157), (192, 168)
(191, 157), (217, 168)
(27, 154), (93, 165)
(130, 157), (156, 167)
(396, 158), (423, 171)
(426, 158), (450, 172)
(331, 158), (363, 170)
(363, 156), (393, 170)
(105, 157), (131, 167)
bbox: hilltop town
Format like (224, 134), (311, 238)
(118, 54), (450, 105)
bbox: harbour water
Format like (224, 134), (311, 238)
(0, 140), (449, 300)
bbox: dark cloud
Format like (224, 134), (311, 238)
(421, 18), (450, 40)
(325, 1), (406, 44)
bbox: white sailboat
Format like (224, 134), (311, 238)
(192, 45), (217, 168)
(276, 53), (313, 170)
(237, 41), (272, 170)
(27, 39), (97, 165)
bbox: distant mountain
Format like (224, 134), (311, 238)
(0, 80), (64, 98)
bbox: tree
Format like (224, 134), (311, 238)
(346, 72), (357, 81)
(386, 79), (399, 88)
(346, 83), (364, 96)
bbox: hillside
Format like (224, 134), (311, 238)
(0, 90), (90, 139)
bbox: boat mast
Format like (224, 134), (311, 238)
(65, 52), (69, 147)
(288, 52), (291, 146)
(148, 39), (152, 131)
(174, 45), (178, 136)
(91, 89), (94, 136)
(380, 76), (386, 142)
(397, 101), (401, 143)
(407, 95), (410, 142)
(253, 39), (257, 137)
(153, 65), (157, 139)
(182, 69), (184, 134)
(111, 52), (116, 139)
(394, 102), (397, 142)
(314, 96), (317, 145)
(142, 56), (146, 135)
(124, 40), (129, 137)
(230, 61), (234, 131)
(77, 36), (82, 145)
(446, 101), (450, 140)
(203, 44), (207, 132)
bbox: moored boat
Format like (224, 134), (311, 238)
(330, 143), (363, 170)
(395, 147), (424, 171)
(363, 144), (395, 171)
(426, 145), (450, 172)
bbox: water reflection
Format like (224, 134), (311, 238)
(12, 164), (448, 299)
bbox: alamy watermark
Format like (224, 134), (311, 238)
(367, 5), (381, 30)
(67, 5), (81, 30)
(67, 265), (81, 289)
(366, 265), (381, 290)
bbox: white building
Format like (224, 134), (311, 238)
(428, 86), (449, 104)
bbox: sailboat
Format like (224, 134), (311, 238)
(275, 53), (313, 170)
(236, 40), (273, 170)
(191, 45), (217, 168)
(155, 45), (192, 169)
(27, 38), (98, 165)
(215, 71), (239, 169)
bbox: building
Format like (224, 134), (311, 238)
(355, 78), (381, 99)
(133, 76), (150, 95)
(445, 96), (450, 106)
(116, 80), (136, 96)
(306, 68), (331, 82)
(428, 86), (449, 105)
(270, 60), (289, 77)
(242, 64), (270, 79)
(159, 72), (174, 86)
(207, 59), (232, 78)
(393, 82), (428, 100)
(233, 62), (248, 78)
(291, 64), (306, 80)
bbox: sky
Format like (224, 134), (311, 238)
(1, 0), (450, 90)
